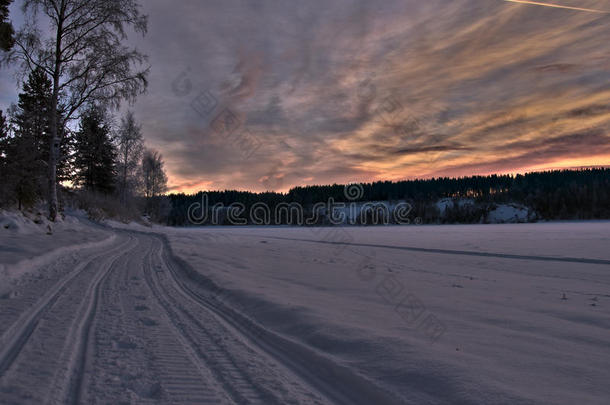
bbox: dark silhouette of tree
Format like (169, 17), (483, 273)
(5, 130), (40, 209)
(0, 109), (11, 204)
(161, 168), (610, 225)
(0, 109), (6, 149)
(6, 68), (52, 208)
(0, 0), (14, 51)
(6, 0), (149, 220)
(1, 68), (74, 209)
(116, 110), (143, 203)
(142, 149), (167, 199)
(12, 68), (52, 163)
(72, 106), (116, 194)
(141, 148), (168, 220)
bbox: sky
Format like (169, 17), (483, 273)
(2, 0), (610, 193)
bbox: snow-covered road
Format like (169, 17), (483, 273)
(0, 230), (400, 404)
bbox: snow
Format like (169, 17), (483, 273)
(1, 216), (609, 403)
(0, 209), (52, 234)
(433, 199), (536, 223)
(103, 217), (154, 232)
(0, 209), (113, 294)
(435, 197), (453, 215)
(486, 203), (531, 223)
(162, 222), (610, 404)
(435, 197), (474, 216)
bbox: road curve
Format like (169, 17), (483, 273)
(0, 230), (402, 405)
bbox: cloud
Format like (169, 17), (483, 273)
(129, 0), (610, 191)
(501, 1), (609, 14)
(5, 0), (605, 192)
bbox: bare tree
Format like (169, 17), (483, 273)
(141, 148), (167, 200)
(5, 0), (149, 220)
(116, 110), (143, 203)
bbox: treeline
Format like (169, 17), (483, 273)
(0, 0), (169, 221)
(165, 168), (610, 225)
(289, 169), (610, 220)
(0, 68), (168, 220)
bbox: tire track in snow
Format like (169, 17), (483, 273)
(2, 228), (402, 404)
(141, 237), (271, 404)
(153, 233), (403, 405)
(137, 236), (231, 404)
(0, 235), (134, 379)
(83, 240), (160, 404)
(232, 234), (610, 266)
(54, 236), (139, 405)
(0, 236), (136, 404)
(79, 235), (228, 404)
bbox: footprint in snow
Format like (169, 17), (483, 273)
(113, 338), (137, 350)
(139, 317), (158, 327)
(0, 290), (20, 299)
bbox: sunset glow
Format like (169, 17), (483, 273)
(4, 0), (609, 193)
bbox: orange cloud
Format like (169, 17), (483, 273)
(131, 0), (610, 194)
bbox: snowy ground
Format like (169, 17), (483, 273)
(0, 210), (114, 296)
(1, 214), (609, 404)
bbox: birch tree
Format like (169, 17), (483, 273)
(142, 149), (167, 200)
(116, 110), (143, 203)
(5, 0), (149, 220)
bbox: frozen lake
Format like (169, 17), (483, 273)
(166, 222), (610, 404)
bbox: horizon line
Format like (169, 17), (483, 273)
(167, 165), (610, 196)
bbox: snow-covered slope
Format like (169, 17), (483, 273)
(0, 209), (113, 294)
(435, 197), (475, 216)
(486, 203), (531, 223)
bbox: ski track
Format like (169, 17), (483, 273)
(230, 234), (610, 266)
(0, 230), (404, 404)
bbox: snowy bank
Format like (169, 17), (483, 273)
(485, 203), (533, 223)
(0, 210), (113, 292)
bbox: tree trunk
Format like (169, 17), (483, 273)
(122, 147), (128, 203)
(48, 95), (59, 221)
(48, 4), (64, 222)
